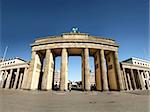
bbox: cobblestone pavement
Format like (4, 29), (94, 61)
(0, 89), (149, 112)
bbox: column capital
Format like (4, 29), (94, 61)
(61, 48), (68, 54)
(114, 51), (119, 58)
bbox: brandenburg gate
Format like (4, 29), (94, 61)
(25, 30), (124, 91)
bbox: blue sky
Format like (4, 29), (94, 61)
(1, 0), (149, 81)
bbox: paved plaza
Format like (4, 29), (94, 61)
(0, 89), (149, 112)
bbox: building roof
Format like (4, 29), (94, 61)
(121, 57), (150, 69)
(122, 57), (150, 63)
(0, 57), (27, 63)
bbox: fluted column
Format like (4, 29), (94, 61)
(13, 68), (20, 89)
(42, 49), (54, 90)
(148, 71), (150, 90)
(0, 71), (4, 88)
(17, 73), (23, 89)
(0, 71), (8, 88)
(94, 50), (102, 91)
(84, 48), (90, 91)
(5, 69), (13, 89)
(60, 48), (68, 91)
(123, 68), (129, 90)
(144, 71), (150, 90)
(100, 49), (108, 91)
(21, 68), (28, 89)
(29, 51), (42, 90)
(137, 70), (145, 90)
(130, 69), (137, 90)
(26, 51), (36, 89)
(114, 51), (124, 90)
(126, 73), (133, 90)
(81, 51), (85, 90)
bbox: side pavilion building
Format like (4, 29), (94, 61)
(0, 57), (29, 89)
(120, 57), (150, 90)
(24, 31), (124, 91)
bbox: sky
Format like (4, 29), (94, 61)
(0, 0), (149, 81)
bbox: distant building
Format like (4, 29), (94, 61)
(122, 57), (150, 68)
(120, 57), (150, 90)
(0, 57), (27, 68)
(53, 70), (95, 89)
(54, 70), (60, 86)
(90, 71), (95, 86)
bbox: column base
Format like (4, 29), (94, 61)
(103, 88), (109, 91)
(84, 89), (91, 91)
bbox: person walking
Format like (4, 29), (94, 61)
(69, 82), (72, 92)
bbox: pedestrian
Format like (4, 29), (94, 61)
(69, 83), (72, 92)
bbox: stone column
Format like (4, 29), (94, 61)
(42, 49), (54, 90)
(21, 68), (28, 89)
(0, 70), (8, 88)
(123, 68), (129, 90)
(18, 73), (23, 89)
(84, 48), (90, 91)
(126, 73), (133, 90)
(0, 71), (4, 88)
(100, 49), (108, 91)
(127, 73), (133, 90)
(114, 51), (124, 90)
(130, 69), (137, 90)
(145, 71), (150, 90)
(26, 51), (36, 89)
(52, 57), (55, 90)
(148, 71), (150, 90)
(81, 51), (85, 90)
(137, 70), (145, 90)
(60, 48), (68, 91)
(5, 69), (13, 89)
(94, 50), (102, 91)
(28, 51), (42, 90)
(31, 52), (42, 90)
(13, 68), (20, 89)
